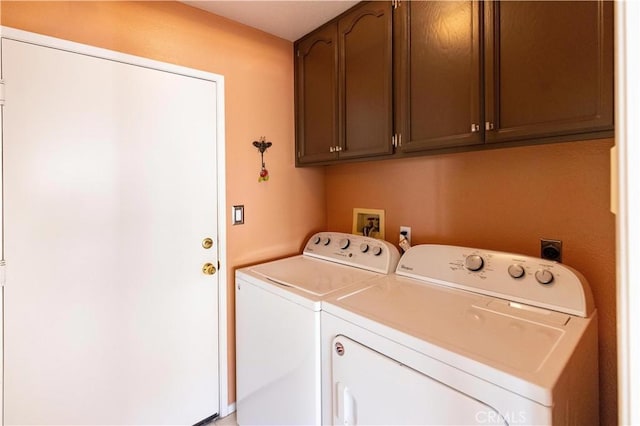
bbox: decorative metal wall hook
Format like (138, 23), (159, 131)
(253, 136), (272, 182)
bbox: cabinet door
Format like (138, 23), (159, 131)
(484, 1), (614, 143)
(295, 23), (339, 165)
(338, 1), (394, 160)
(397, 1), (483, 152)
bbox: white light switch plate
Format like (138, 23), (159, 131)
(232, 205), (244, 225)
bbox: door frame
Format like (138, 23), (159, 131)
(0, 26), (231, 418)
(614, 2), (640, 424)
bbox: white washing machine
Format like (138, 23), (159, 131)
(321, 244), (599, 425)
(235, 232), (400, 426)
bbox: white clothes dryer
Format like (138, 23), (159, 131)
(235, 232), (400, 426)
(321, 244), (599, 425)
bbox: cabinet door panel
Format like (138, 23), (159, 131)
(339, 2), (393, 159)
(485, 1), (613, 143)
(295, 24), (338, 165)
(398, 1), (483, 152)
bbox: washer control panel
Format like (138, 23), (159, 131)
(396, 244), (594, 317)
(304, 232), (401, 274)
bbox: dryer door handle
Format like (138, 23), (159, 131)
(335, 381), (357, 426)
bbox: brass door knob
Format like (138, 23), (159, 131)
(202, 263), (217, 275)
(202, 238), (213, 249)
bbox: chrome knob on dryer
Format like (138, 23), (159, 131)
(508, 264), (525, 279)
(322, 237), (331, 246)
(535, 269), (554, 285)
(360, 243), (369, 253)
(464, 254), (484, 271)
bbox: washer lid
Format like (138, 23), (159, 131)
(250, 256), (380, 297)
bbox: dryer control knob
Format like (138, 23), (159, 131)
(360, 243), (369, 253)
(313, 236), (321, 245)
(339, 238), (350, 250)
(322, 237), (331, 246)
(464, 254), (484, 271)
(508, 264), (525, 279)
(535, 269), (554, 285)
(372, 246), (383, 256)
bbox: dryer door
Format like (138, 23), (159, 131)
(331, 336), (507, 425)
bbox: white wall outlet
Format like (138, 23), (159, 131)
(400, 226), (411, 246)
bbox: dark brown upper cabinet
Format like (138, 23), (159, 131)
(484, 1), (614, 143)
(296, 0), (613, 165)
(295, 1), (393, 166)
(295, 23), (339, 165)
(396, 0), (613, 154)
(338, 1), (394, 161)
(396, 1), (484, 153)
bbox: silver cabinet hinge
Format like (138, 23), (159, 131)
(0, 80), (5, 106)
(471, 123), (480, 133)
(1, 260), (6, 287)
(392, 0), (401, 9)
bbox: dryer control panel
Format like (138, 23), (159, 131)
(396, 244), (594, 317)
(304, 232), (400, 274)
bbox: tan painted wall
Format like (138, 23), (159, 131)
(0, 1), (327, 404)
(325, 138), (617, 424)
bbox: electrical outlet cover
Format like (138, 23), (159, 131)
(540, 239), (562, 262)
(400, 226), (411, 246)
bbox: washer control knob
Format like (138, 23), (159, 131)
(360, 243), (369, 253)
(322, 237), (331, 246)
(464, 254), (484, 271)
(339, 238), (350, 250)
(508, 264), (525, 279)
(535, 269), (554, 285)
(372, 246), (383, 256)
(313, 236), (321, 245)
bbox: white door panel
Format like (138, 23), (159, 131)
(2, 37), (219, 425)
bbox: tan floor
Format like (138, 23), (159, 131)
(214, 412), (237, 426)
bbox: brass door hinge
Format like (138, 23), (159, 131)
(0, 80), (6, 106)
(1, 260), (6, 287)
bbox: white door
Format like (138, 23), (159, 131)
(1, 35), (220, 425)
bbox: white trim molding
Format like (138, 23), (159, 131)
(615, 2), (640, 425)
